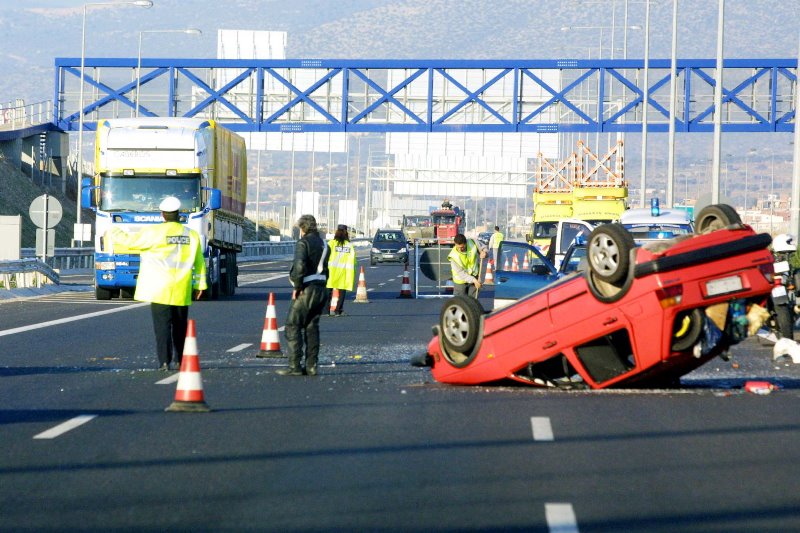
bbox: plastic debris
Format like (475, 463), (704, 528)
(773, 337), (800, 364)
(743, 381), (778, 395)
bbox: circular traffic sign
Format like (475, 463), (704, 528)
(29, 194), (63, 229)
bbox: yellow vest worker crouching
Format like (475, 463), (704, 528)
(107, 196), (208, 371)
(448, 233), (487, 299)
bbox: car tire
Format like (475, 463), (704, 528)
(670, 308), (705, 352)
(587, 223), (634, 284)
(695, 204), (741, 234)
(370, 258), (376, 266)
(439, 295), (483, 363)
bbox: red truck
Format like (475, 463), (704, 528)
(430, 199), (465, 245)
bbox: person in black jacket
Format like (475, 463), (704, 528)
(277, 214), (330, 376)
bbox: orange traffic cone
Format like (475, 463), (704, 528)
(354, 266), (370, 303)
(503, 257), (510, 270)
(399, 263), (413, 298)
(257, 292), (283, 358)
(512, 254), (519, 272)
(165, 319), (210, 413)
(484, 259), (494, 284)
(329, 288), (340, 315)
(445, 279), (454, 294)
(522, 253), (529, 270)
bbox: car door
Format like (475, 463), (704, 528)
(494, 241), (558, 310)
(553, 219), (595, 270)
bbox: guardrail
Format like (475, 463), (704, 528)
(0, 258), (60, 289)
(1, 242), (297, 290)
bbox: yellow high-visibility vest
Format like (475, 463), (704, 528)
(448, 240), (479, 284)
(326, 239), (356, 291)
(110, 221), (207, 306)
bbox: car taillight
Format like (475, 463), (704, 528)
(758, 263), (774, 283)
(656, 284), (683, 308)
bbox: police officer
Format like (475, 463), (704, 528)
(108, 196), (207, 371)
(448, 233), (487, 298)
(326, 224), (357, 317)
(278, 214), (329, 376)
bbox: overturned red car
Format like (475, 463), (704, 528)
(418, 205), (774, 389)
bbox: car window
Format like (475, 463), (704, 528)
(376, 232), (401, 241)
(497, 242), (554, 274)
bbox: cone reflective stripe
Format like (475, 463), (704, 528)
(399, 264), (412, 298)
(166, 319), (210, 413)
(354, 266), (370, 303)
(329, 288), (340, 313)
(484, 259), (494, 284)
(257, 292), (283, 358)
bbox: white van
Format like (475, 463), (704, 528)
(619, 200), (693, 245)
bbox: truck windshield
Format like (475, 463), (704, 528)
(99, 176), (201, 212)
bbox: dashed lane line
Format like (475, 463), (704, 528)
(0, 302), (149, 338)
(238, 273), (289, 286)
(156, 374), (180, 385)
(545, 503), (579, 533)
(33, 415), (98, 439)
(227, 343), (253, 352)
(531, 416), (554, 441)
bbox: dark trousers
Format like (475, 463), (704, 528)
(453, 282), (479, 298)
(285, 283), (328, 370)
(150, 303), (189, 366)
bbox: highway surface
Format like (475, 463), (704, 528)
(2, 251), (800, 532)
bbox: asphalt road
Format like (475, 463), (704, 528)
(2, 252), (800, 532)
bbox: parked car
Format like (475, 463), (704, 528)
(619, 199), (693, 245)
(415, 205), (775, 389)
(370, 229), (409, 265)
(477, 231), (493, 247)
(492, 236), (586, 310)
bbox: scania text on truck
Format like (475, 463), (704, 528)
(81, 117), (247, 300)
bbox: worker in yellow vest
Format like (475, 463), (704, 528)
(107, 196), (207, 371)
(326, 224), (357, 316)
(488, 225), (504, 263)
(448, 233), (487, 298)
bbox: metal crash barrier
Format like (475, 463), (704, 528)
(0, 259), (60, 289)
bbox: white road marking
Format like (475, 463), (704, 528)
(545, 503), (579, 533)
(33, 414), (97, 439)
(0, 302), (149, 338)
(531, 416), (554, 441)
(227, 343), (252, 352)
(238, 273), (289, 286)
(156, 374), (180, 385)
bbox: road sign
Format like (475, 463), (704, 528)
(29, 194), (62, 229)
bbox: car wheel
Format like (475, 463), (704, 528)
(370, 258), (376, 266)
(439, 295), (483, 362)
(695, 204), (741, 234)
(587, 223), (634, 284)
(670, 308), (705, 352)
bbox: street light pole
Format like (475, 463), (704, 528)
(75, 0), (153, 246)
(136, 28), (201, 117)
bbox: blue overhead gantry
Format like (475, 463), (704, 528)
(53, 57), (797, 134)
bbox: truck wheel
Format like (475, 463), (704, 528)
(695, 204), (741, 234)
(587, 223), (634, 285)
(120, 288), (134, 299)
(95, 286), (112, 300)
(439, 295), (483, 363)
(670, 309), (705, 352)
